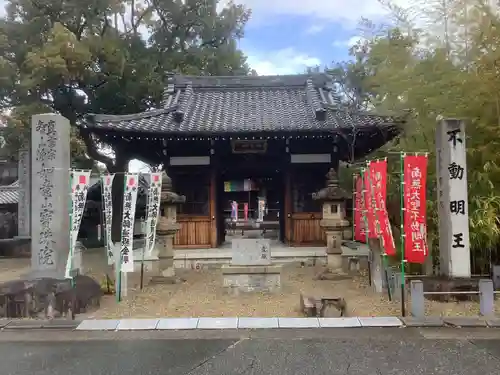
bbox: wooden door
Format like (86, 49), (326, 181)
(174, 215), (211, 248)
(291, 212), (325, 246)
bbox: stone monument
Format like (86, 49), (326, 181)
(149, 172), (185, 284)
(29, 113), (71, 279)
(312, 168), (350, 275)
(17, 147), (31, 238)
(436, 118), (471, 278)
(222, 230), (282, 295)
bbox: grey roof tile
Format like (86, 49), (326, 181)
(0, 187), (18, 204)
(82, 74), (405, 135)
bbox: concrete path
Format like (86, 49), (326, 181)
(2, 328), (500, 374)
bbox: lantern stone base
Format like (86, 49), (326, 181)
(327, 253), (343, 270)
(222, 264), (282, 295)
(132, 250), (159, 272)
(148, 233), (184, 284)
(148, 256), (185, 284)
(324, 228), (347, 273)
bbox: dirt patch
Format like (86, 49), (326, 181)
(0, 258), (30, 282)
(88, 264), (499, 319)
(1, 253), (498, 318)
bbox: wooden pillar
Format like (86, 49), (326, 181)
(284, 168), (292, 245)
(209, 164), (218, 249)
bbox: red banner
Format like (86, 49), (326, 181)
(363, 170), (378, 238)
(369, 160), (396, 256)
(354, 175), (366, 242)
(403, 155), (428, 264)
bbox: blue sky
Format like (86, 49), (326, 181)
(0, 0), (403, 75)
(0, 0), (407, 171)
(227, 0), (405, 75)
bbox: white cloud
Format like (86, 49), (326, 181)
(304, 24), (325, 35)
(221, 0), (412, 28)
(332, 36), (367, 48)
(246, 47), (321, 75)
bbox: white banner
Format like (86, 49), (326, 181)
(120, 173), (139, 273)
(145, 172), (162, 256)
(65, 170), (92, 279)
(102, 174), (115, 265)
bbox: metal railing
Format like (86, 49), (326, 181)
(410, 279), (497, 319)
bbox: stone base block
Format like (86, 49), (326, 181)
(149, 275), (183, 285)
(222, 265), (282, 295)
(132, 256), (160, 273)
(326, 253), (342, 270)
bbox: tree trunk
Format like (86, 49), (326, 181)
(80, 129), (129, 242)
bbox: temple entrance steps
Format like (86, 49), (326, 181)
(173, 244), (327, 269)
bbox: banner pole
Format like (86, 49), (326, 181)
(400, 152), (406, 317)
(352, 173), (357, 240)
(140, 173), (146, 291)
(360, 169), (371, 286)
(367, 161), (392, 302)
(116, 173), (126, 303)
(68, 171), (74, 287)
(100, 175), (111, 293)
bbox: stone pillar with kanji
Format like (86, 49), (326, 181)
(313, 168), (350, 274)
(150, 172), (185, 284)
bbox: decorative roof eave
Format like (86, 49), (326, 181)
(79, 110), (404, 136)
(173, 82), (193, 122)
(306, 79), (327, 121)
(165, 73), (332, 89)
(80, 106), (179, 129)
(324, 104), (410, 127)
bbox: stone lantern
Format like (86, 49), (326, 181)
(150, 171), (186, 284)
(312, 168), (350, 273)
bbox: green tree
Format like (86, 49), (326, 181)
(331, 0), (500, 274)
(0, 0), (251, 168)
(0, 0), (251, 241)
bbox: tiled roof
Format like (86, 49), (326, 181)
(82, 74), (405, 135)
(0, 186), (18, 204)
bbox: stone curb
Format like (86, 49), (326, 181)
(0, 317), (498, 331)
(0, 319), (82, 330)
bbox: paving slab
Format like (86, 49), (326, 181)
(197, 318), (239, 329)
(358, 317), (403, 327)
(318, 317), (361, 328)
(400, 317), (445, 327)
(156, 318), (199, 330)
(76, 319), (119, 331)
(116, 319), (159, 331)
(485, 318), (500, 327)
(444, 317), (488, 327)
(0, 319), (11, 328)
(238, 317), (279, 329)
(278, 318), (320, 328)
(41, 320), (81, 329)
(4, 320), (44, 329)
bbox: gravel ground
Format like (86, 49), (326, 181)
(0, 258), (30, 282)
(88, 263), (498, 319)
(1, 253), (498, 318)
